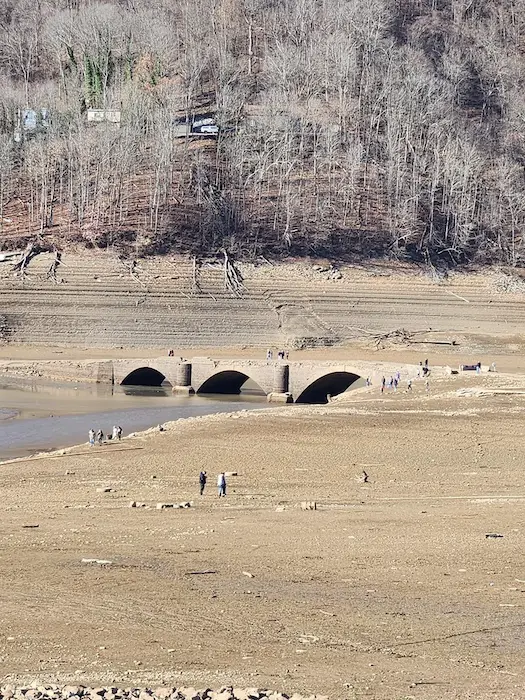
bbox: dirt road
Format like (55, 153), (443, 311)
(1, 372), (525, 698)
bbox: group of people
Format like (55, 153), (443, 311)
(88, 425), (122, 446)
(417, 359), (431, 377)
(380, 371), (403, 394)
(266, 349), (289, 361)
(378, 360), (431, 395)
(199, 470), (227, 497)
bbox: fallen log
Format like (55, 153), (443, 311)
(412, 340), (458, 346)
(46, 250), (63, 283)
(222, 249), (245, 297)
(190, 255), (202, 295)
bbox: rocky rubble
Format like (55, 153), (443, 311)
(493, 272), (525, 295)
(0, 688), (327, 700)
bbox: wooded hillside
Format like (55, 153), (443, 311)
(1, 0), (525, 266)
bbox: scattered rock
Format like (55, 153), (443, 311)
(300, 501), (317, 511)
(180, 689), (200, 700)
(81, 558), (113, 565)
(485, 533), (504, 538)
(242, 571), (254, 578)
(156, 503), (175, 510)
(211, 692), (232, 700)
(0, 686), (329, 700)
(152, 690), (172, 700)
(96, 487), (113, 493)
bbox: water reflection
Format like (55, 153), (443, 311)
(120, 384), (172, 397)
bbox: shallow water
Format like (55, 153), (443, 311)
(0, 377), (267, 461)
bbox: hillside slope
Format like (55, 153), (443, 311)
(1, 1), (525, 265)
(1, 252), (524, 350)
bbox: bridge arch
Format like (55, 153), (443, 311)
(197, 370), (265, 396)
(295, 371), (362, 404)
(121, 367), (170, 387)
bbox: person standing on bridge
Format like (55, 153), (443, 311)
(217, 472), (226, 497)
(199, 470), (207, 496)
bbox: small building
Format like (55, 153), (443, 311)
(86, 109), (121, 125)
(14, 108), (49, 142)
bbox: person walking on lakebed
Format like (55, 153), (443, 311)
(217, 472), (227, 497)
(199, 470), (207, 496)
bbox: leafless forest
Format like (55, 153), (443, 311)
(1, 0), (525, 266)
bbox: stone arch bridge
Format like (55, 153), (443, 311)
(104, 356), (411, 404)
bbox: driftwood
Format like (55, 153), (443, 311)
(349, 326), (456, 350)
(222, 249), (245, 296)
(118, 257), (147, 289)
(46, 250), (63, 283)
(12, 241), (49, 276)
(190, 255), (202, 295)
(416, 339), (458, 346)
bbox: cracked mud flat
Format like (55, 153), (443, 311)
(2, 373), (525, 699)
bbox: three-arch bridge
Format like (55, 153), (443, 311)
(107, 357), (374, 404)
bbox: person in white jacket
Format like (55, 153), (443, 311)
(217, 472), (226, 497)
